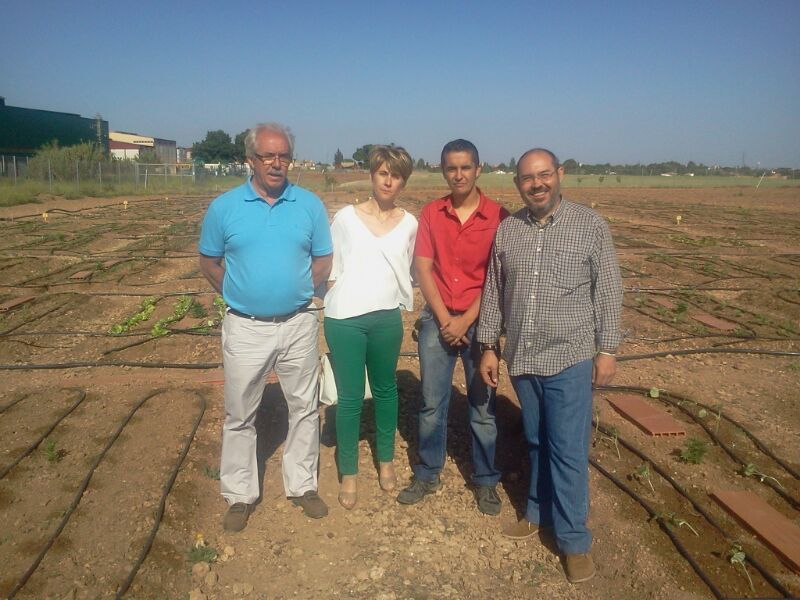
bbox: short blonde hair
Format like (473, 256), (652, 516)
(368, 145), (413, 182)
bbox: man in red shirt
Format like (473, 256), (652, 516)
(398, 139), (509, 514)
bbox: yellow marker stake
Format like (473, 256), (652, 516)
(591, 202), (597, 209)
(123, 200), (128, 210)
(676, 215), (682, 225)
(42, 212), (48, 222)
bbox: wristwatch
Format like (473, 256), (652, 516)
(479, 343), (500, 354)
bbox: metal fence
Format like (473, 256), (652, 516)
(0, 156), (249, 192)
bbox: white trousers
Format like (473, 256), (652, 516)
(220, 310), (320, 504)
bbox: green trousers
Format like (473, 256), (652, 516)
(324, 309), (403, 475)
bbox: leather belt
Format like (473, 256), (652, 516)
(227, 303), (312, 323)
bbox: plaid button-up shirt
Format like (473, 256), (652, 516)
(477, 199), (623, 377)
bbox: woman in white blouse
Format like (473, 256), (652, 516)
(324, 145), (417, 509)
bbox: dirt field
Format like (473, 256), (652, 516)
(0, 182), (798, 600)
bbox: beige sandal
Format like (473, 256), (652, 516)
(338, 475), (357, 510)
(379, 462), (397, 492)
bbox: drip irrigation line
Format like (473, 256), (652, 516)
(618, 348), (800, 361)
(102, 335), (162, 356)
(7, 389), (165, 598)
(0, 392), (29, 415)
(0, 360), (221, 370)
(598, 385), (800, 482)
(589, 459), (727, 600)
(115, 391), (206, 598)
(593, 420), (792, 597)
(0, 389), (87, 480)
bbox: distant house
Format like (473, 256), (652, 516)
(338, 160), (359, 170)
(110, 140), (141, 160)
(110, 131), (176, 164)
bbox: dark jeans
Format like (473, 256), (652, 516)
(511, 359), (594, 554)
(413, 306), (500, 487)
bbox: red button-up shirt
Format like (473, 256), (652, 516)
(414, 189), (509, 313)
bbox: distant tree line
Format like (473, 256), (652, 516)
(559, 159), (794, 177)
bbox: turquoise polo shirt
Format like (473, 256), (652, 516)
(198, 180), (332, 316)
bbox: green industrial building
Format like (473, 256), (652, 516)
(0, 96), (109, 158)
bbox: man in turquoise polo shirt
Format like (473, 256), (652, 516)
(199, 122), (333, 531)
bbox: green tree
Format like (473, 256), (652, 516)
(562, 158), (579, 173)
(233, 130), (248, 162)
(415, 158), (427, 171)
(508, 157), (516, 173)
(352, 144), (374, 166)
(192, 130), (236, 163)
(334, 148), (344, 167)
(136, 149), (159, 164)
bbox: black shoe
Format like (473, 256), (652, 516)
(222, 502), (252, 532)
(397, 477), (441, 505)
(474, 485), (502, 516)
(291, 490), (328, 519)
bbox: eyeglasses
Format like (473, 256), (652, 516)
(519, 170), (556, 183)
(253, 152), (292, 166)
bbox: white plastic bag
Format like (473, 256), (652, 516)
(318, 353), (372, 406)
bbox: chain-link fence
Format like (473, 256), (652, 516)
(0, 155), (250, 199)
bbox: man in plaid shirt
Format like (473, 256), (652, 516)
(477, 148), (623, 584)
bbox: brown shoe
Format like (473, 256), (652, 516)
(222, 502), (252, 532)
(291, 490), (328, 519)
(338, 475), (357, 510)
(565, 553), (596, 583)
(502, 517), (539, 539)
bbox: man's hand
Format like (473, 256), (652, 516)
(440, 314), (471, 346)
(480, 351), (500, 388)
(592, 353), (617, 386)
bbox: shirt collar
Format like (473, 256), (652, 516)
(439, 187), (490, 219)
(526, 196), (565, 228)
(243, 178), (296, 204)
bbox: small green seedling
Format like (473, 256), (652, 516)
(42, 439), (65, 463)
(680, 437), (708, 464)
(741, 463), (784, 490)
(601, 426), (620, 459)
(649, 388), (661, 399)
(728, 542), (754, 592)
(188, 544), (217, 564)
(633, 463), (655, 493)
(667, 512), (699, 537)
(698, 405), (722, 434)
(203, 465), (221, 480)
(188, 300), (208, 319)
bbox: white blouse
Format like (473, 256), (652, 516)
(324, 204), (418, 320)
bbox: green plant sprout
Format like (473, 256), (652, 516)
(727, 542), (754, 592)
(649, 388), (661, 399)
(109, 296), (157, 335)
(188, 544), (217, 564)
(42, 439), (65, 463)
(188, 299), (208, 319)
(633, 463), (655, 493)
(601, 426), (620, 459)
(680, 438), (709, 464)
(151, 296), (193, 337)
(697, 405), (722, 434)
(741, 463), (785, 490)
(203, 465), (221, 480)
(667, 512), (699, 536)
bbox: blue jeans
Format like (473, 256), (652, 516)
(511, 359), (593, 555)
(414, 306), (500, 487)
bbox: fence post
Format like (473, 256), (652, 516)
(13, 156), (17, 185)
(99, 162), (102, 185)
(48, 160), (52, 193)
(145, 168), (148, 190)
(164, 163), (167, 187)
(192, 164), (196, 183)
(117, 161), (121, 185)
(76, 160), (80, 192)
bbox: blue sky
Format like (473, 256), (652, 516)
(2, 0), (799, 167)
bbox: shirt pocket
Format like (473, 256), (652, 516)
(550, 250), (591, 291)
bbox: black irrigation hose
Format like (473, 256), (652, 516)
(0, 392), (29, 415)
(593, 421), (792, 598)
(599, 384), (800, 484)
(0, 389), (87, 480)
(115, 391), (206, 598)
(0, 360), (221, 370)
(589, 459), (727, 600)
(618, 348), (800, 361)
(7, 389), (167, 598)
